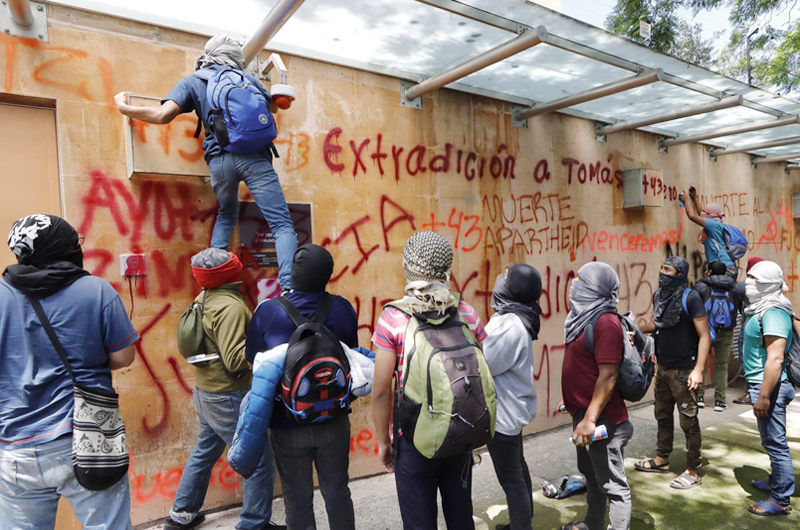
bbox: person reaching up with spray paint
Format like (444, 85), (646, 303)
(114, 34), (297, 292)
(679, 187), (740, 279)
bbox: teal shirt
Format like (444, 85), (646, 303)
(703, 218), (735, 268)
(742, 309), (792, 384)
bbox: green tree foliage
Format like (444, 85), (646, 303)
(606, 0), (800, 95)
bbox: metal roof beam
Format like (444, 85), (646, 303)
(710, 135), (800, 157)
(751, 152), (800, 165)
(514, 69), (663, 121)
(414, 0), (527, 33)
(404, 26), (548, 101)
(242, 0), (306, 67)
(662, 115), (800, 148)
(597, 95), (742, 136)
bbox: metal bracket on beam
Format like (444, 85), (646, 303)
(0, 1), (47, 41)
(259, 52), (288, 84)
(510, 104), (528, 128)
(658, 137), (668, 154)
(594, 123), (607, 143)
(400, 80), (422, 109)
(709, 152), (717, 162)
(751, 156), (760, 169)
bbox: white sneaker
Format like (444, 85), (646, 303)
(714, 401), (727, 412)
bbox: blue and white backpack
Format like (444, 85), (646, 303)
(193, 67), (277, 154)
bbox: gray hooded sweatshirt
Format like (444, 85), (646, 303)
(483, 312), (537, 436)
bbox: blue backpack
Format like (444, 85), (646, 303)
(711, 223), (748, 261)
(193, 67), (277, 154)
(681, 288), (718, 342)
(704, 289), (735, 339)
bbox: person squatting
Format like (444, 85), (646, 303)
(0, 35), (796, 530)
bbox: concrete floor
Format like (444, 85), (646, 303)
(141, 380), (800, 530)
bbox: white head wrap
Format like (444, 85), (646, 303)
(744, 261), (794, 317)
(195, 34), (245, 71)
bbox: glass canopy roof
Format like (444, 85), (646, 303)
(51, 0), (800, 163)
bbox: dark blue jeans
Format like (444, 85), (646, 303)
(747, 380), (796, 506)
(208, 151), (297, 289)
(394, 435), (474, 530)
(171, 388), (277, 530)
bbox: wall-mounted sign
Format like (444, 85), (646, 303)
(639, 20), (652, 40)
(239, 202), (312, 268)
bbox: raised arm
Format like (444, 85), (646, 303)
(114, 92), (183, 125)
(679, 188), (705, 228)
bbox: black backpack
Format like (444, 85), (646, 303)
(583, 310), (656, 402)
(275, 295), (352, 424)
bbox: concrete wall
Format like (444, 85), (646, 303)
(2, 5), (797, 526)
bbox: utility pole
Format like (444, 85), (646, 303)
(747, 28), (759, 86)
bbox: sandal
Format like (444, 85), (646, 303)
(634, 459), (670, 474)
(751, 480), (770, 493)
(733, 395), (750, 405)
(748, 500), (792, 516)
(670, 471), (702, 490)
(557, 523), (589, 530)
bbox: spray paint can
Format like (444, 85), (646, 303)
(569, 425), (609, 445)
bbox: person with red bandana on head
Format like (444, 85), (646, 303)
(679, 187), (738, 279)
(731, 257), (766, 406)
(165, 248), (285, 530)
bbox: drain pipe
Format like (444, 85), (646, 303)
(8, 0), (34, 28)
(242, 0), (306, 67)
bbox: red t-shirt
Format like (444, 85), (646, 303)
(562, 313), (628, 425)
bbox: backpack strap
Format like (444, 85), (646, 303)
(312, 294), (334, 324)
(28, 297), (78, 385)
(274, 296), (307, 327)
(681, 288), (692, 316)
(582, 309), (619, 355)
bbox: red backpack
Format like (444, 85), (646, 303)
(274, 295), (352, 424)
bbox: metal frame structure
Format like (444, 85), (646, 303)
(751, 152), (800, 166)
(2, 0), (47, 40)
(403, 26), (547, 102)
(514, 69), (663, 121)
(596, 96), (742, 137)
(710, 136), (800, 158)
(242, 0), (306, 67)
(8, 0), (33, 27)
(660, 116), (800, 149)
(46, 0), (800, 163)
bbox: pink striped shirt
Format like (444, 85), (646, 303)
(371, 301), (487, 381)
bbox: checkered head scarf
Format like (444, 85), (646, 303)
(403, 231), (453, 283)
(402, 231), (456, 314)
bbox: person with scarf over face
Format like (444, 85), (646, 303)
(634, 257), (710, 491)
(740, 261), (796, 516)
(167, 248), (284, 530)
(246, 244), (359, 530)
(558, 262), (633, 530)
(371, 231), (487, 530)
(483, 264), (542, 530)
(113, 34), (297, 291)
(679, 187), (738, 278)
(0, 215), (139, 530)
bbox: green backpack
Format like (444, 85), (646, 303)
(390, 299), (496, 459)
(176, 290), (247, 378)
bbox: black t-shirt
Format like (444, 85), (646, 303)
(654, 290), (707, 370)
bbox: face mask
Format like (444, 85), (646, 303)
(659, 272), (679, 289)
(745, 277), (761, 302)
(568, 278), (580, 305)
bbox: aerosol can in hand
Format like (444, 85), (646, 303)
(569, 425), (609, 445)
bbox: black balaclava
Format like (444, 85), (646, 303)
(291, 244), (334, 292)
(654, 256), (689, 329)
(491, 264), (543, 340)
(3, 214), (89, 298)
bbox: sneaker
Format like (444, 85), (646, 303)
(697, 394), (705, 408)
(714, 401), (727, 412)
(263, 523), (287, 530)
(164, 515), (206, 530)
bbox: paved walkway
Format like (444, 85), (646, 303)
(141, 380), (800, 530)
